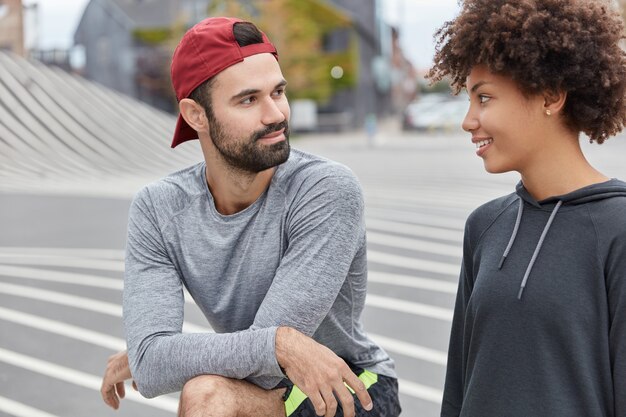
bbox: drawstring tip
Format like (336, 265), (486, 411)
(498, 256), (506, 269)
(517, 286), (525, 300)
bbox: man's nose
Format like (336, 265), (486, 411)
(261, 98), (286, 126)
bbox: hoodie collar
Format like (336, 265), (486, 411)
(515, 178), (626, 208)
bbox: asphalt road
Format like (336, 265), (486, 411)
(1, 128), (624, 417)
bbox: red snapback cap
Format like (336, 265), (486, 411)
(170, 17), (278, 148)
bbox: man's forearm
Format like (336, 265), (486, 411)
(128, 328), (283, 397)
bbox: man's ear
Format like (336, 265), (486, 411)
(179, 99), (208, 132)
(543, 90), (567, 115)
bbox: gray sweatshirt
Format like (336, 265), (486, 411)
(123, 149), (396, 398)
(441, 179), (626, 417)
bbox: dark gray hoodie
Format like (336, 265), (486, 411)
(441, 179), (626, 417)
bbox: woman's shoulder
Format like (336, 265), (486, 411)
(467, 192), (518, 228)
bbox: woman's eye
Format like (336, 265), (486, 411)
(478, 94), (491, 104)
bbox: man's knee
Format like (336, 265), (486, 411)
(178, 375), (236, 417)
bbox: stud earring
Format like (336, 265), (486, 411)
(545, 109), (552, 116)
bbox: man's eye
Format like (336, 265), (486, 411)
(273, 89), (285, 97)
(241, 97), (256, 105)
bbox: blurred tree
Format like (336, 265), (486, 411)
(127, 0), (359, 112)
(209, 0), (358, 103)
(421, 79), (454, 95)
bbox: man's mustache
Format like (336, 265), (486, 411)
(253, 120), (289, 141)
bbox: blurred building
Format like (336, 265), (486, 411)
(389, 26), (417, 112)
(74, 0), (209, 112)
(316, 0), (391, 130)
(0, 0), (25, 56)
(74, 0), (399, 130)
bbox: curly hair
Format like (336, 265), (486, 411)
(428, 0), (626, 143)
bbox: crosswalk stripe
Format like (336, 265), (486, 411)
(0, 396), (60, 417)
(368, 272), (457, 294)
(0, 247), (125, 259)
(397, 378), (443, 405)
(0, 282), (121, 316)
(0, 348), (178, 412)
(366, 207), (465, 230)
(367, 231), (462, 258)
(369, 333), (447, 365)
(368, 250), (459, 276)
(0, 265), (123, 290)
(0, 256), (124, 271)
(365, 218), (463, 243)
(0, 306), (125, 351)
(366, 294), (453, 321)
(0, 282), (209, 333)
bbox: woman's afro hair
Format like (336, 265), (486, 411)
(428, 0), (626, 143)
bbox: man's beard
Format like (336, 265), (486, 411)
(208, 114), (291, 174)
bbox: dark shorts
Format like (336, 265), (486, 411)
(278, 365), (401, 417)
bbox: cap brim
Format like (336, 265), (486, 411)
(171, 114), (199, 148)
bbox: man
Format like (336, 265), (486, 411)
(101, 17), (400, 417)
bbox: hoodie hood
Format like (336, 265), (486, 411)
(503, 179), (626, 299)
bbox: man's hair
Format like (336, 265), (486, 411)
(188, 22), (265, 118)
(427, 0), (626, 143)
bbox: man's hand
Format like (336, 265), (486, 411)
(101, 350), (137, 409)
(275, 327), (373, 417)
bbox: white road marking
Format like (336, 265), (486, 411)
(366, 294), (453, 321)
(0, 348), (178, 412)
(0, 282), (209, 333)
(398, 378), (443, 405)
(0, 256), (124, 271)
(368, 271), (457, 294)
(368, 251), (459, 276)
(369, 333), (447, 365)
(0, 247), (124, 259)
(365, 218), (463, 243)
(0, 396), (60, 417)
(0, 265), (123, 290)
(0, 306), (125, 351)
(367, 231), (461, 258)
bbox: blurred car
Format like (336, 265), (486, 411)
(402, 94), (468, 132)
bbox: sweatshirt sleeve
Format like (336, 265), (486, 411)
(123, 189), (280, 398)
(247, 172), (366, 388)
(441, 220), (473, 417)
(606, 228), (626, 416)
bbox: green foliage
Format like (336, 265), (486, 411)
(208, 0), (359, 103)
(132, 28), (172, 45)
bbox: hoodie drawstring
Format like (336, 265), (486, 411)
(517, 200), (562, 299)
(498, 199), (524, 269)
(499, 198), (563, 300)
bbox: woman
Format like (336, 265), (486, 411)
(428, 0), (626, 416)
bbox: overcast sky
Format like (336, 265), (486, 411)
(24, 0), (461, 70)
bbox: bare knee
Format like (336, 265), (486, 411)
(178, 375), (236, 417)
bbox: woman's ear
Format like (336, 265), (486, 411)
(543, 90), (567, 116)
(179, 99), (208, 132)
